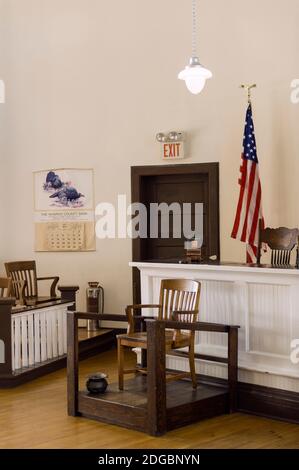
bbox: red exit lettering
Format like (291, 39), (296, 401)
(163, 143), (181, 158)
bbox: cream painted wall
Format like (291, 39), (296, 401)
(0, 0), (299, 311)
(0, 1), (8, 264)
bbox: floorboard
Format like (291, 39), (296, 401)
(0, 348), (299, 449)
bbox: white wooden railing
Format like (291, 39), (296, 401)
(11, 304), (70, 371)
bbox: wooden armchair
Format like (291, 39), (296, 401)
(0, 276), (28, 305)
(117, 279), (201, 390)
(0, 277), (12, 298)
(5, 261), (59, 305)
(257, 221), (299, 266)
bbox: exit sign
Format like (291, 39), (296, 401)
(162, 142), (185, 160)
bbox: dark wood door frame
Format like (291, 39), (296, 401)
(131, 163), (220, 303)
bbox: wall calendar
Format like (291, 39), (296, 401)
(34, 168), (96, 252)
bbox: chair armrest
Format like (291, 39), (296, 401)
(125, 305), (162, 333)
(37, 276), (59, 281)
(37, 276), (59, 297)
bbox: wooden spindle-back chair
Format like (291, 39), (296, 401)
(0, 277), (12, 298)
(117, 279), (201, 390)
(257, 221), (299, 267)
(5, 261), (59, 305)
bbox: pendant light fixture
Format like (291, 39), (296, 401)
(178, 0), (212, 95)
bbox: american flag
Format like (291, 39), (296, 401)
(231, 103), (264, 263)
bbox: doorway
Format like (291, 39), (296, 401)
(131, 163), (220, 303)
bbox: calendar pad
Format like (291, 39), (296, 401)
(35, 221), (95, 252)
(46, 223), (84, 251)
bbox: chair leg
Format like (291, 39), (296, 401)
(189, 343), (197, 389)
(117, 338), (124, 390)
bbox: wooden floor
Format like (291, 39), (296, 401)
(1, 348), (299, 449)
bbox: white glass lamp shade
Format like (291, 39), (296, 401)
(178, 58), (212, 95)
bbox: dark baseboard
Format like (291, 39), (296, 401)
(0, 329), (124, 388)
(238, 381), (299, 424)
(195, 372), (299, 424)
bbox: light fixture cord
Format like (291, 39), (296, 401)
(192, 0), (198, 58)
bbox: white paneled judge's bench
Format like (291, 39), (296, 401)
(130, 262), (299, 397)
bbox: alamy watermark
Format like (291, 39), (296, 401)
(0, 340), (4, 364)
(290, 79), (299, 104)
(95, 195), (203, 240)
(290, 339), (299, 364)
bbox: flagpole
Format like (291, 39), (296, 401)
(240, 84), (257, 104)
(232, 83), (263, 264)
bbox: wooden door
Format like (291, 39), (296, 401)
(131, 163), (219, 303)
(143, 173), (209, 260)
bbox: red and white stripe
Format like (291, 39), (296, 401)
(231, 155), (264, 263)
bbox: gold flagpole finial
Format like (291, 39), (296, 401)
(240, 84), (257, 104)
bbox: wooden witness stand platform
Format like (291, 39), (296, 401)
(67, 311), (239, 436)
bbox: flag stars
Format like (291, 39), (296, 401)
(243, 108), (258, 162)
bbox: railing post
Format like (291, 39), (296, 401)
(228, 326), (238, 412)
(140, 318), (147, 369)
(146, 320), (167, 436)
(67, 311), (79, 416)
(0, 298), (15, 375)
(58, 286), (79, 311)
